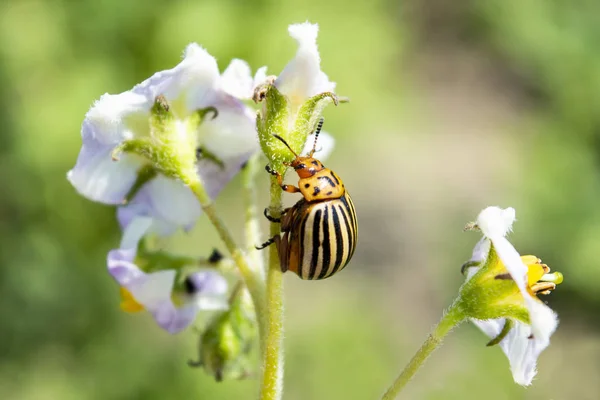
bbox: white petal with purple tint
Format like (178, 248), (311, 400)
(275, 22), (336, 107)
(107, 217), (229, 334)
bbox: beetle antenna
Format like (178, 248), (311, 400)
(309, 118), (324, 156)
(272, 134), (299, 157)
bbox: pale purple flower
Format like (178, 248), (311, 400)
(68, 43), (261, 233)
(107, 217), (228, 334)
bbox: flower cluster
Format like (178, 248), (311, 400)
(67, 23), (337, 340)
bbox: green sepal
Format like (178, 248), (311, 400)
(486, 319), (514, 347)
(187, 106), (219, 133)
(134, 243), (199, 274)
(113, 98), (220, 186)
(456, 245), (530, 325)
(123, 164), (158, 204)
(254, 83), (292, 172)
(150, 95), (175, 136)
(112, 137), (191, 181)
(189, 284), (257, 381)
(291, 91), (341, 146)
(196, 146), (225, 169)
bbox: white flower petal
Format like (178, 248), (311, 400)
(132, 43), (221, 112)
(525, 297), (558, 345)
(198, 151), (254, 200)
(120, 216), (153, 249)
(85, 91), (151, 144)
(118, 174), (201, 236)
(195, 297), (229, 310)
(472, 318), (506, 341)
(67, 138), (143, 204)
(107, 248), (143, 286)
(200, 106), (259, 158)
(302, 130), (335, 161)
(144, 175), (201, 228)
(491, 235), (528, 293)
(253, 66), (268, 89)
(221, 59), (254, 99)
(470, 237), (491, 264)
(128, 269), (176, 306)
(151, 302), (199, 334)
(185, 270), (228, 296)
(275, 22), (336, 104)
(473, 318), (549, 386)
(476, 206), (516, 239)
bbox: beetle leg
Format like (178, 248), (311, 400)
(265, 164), (284, 186)
(281, 184), (301, 193)
(263, 208), (281, 223)
(265, 165), (301, 193)
(263, 207), (292, 223)
(256, 235), (279, 250)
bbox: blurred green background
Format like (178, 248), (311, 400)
(1, 0), (599, 398)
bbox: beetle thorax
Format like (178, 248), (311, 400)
(298, 168), (345, 202)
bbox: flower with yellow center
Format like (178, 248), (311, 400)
(458, 206), (564, 386)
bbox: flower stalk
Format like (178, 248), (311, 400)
(259, 178), (285, 400)
(187, 176), (266, 328)
(381, 303), (465, 400)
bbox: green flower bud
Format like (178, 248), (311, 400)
(189, 285), (257, 381)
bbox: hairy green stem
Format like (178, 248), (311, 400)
(187, 177), (266, 327)
(381, 303), (465, 400)
(259, 179), (285, 400)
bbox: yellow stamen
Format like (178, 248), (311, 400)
(542, 272), (563, 285)
(120, 287), (144, 313)
(521, 255), (563, 295)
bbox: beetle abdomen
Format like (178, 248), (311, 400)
(288, 192), (357, 280)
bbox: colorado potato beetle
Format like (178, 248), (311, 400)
(257, 119), (357, 280)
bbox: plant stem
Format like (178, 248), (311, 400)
(187, 177), (266, 326)
(259, 179), (285, 400)
(381, 303), (465, 400)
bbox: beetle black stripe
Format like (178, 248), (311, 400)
(317, 206), (332, 279)
(344, 198), (357, 259)
(338, 203), (354, 269)
(318, 175), (336, 187)
(340, 195), (357, 234)
(327, 204), (345, 277)
(298, 207), (309, 276)
(342, 194), (358, 258)
(344, 194), (358, 258)
(309, 209), (322, 279)
(330, 171), (340, 185)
